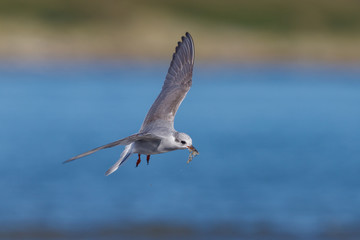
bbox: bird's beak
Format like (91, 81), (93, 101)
(187, 145), (199, 154)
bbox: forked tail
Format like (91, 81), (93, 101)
(105, 144), (133, 176)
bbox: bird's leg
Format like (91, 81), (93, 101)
(136, 154), (141, 167)
(146, 155), (150, 165)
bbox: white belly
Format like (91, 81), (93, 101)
(132, 139), (163, 155)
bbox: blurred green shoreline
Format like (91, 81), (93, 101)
(1, 0), (360, 63)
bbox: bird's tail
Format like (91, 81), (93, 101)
(105, 143), (133, 176)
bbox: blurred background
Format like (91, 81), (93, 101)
(1, 0), (360, 239)
(1, 0), (360, 62)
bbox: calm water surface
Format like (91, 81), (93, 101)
(0, 62), (360, 239)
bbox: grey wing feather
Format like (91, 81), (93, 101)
(105, 144), (133, 176)
(140, 32), (195, 130)
(64, 132), (159, 163)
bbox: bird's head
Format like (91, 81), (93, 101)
(174, 132), (198, 153)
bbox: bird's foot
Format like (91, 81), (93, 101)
(136, 154), (141, 167)
(147, 155), (150, 165)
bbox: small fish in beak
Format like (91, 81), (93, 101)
(187, 145), (199, 163)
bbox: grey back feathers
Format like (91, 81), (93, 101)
(140, 32), (195, 130)
(64, 132), (161, 163)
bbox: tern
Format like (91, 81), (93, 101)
(64, 32), (199, 175)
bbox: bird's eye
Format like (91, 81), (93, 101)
(181, 141), (186, 144)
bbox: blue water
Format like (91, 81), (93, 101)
(1, 62), (360, 239)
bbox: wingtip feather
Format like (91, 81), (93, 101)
(63, 158), (76, 164)
(105, 165), (119, 176)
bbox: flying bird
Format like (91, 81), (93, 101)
(64, 32), (199, 175)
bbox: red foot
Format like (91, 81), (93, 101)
(147, 155), (150, 165)
(136, 154), (141, 167)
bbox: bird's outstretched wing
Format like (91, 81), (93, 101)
(140, 32), (195, 130)
(64, 132), (160, 163)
